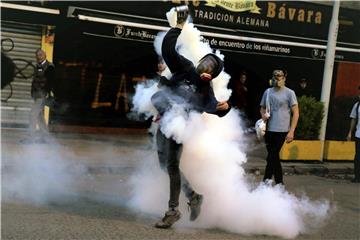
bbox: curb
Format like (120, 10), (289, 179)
(3, 165), (353, 176)
(245, 165), (354, 176)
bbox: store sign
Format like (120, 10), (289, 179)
(192, 1), (328, 38)
(265, 2), (322, 24)
(194, 9), (270, 28)
(85, 22), (359, 62)
(113, 25), (157, 42)
(310, 48), (359, 62)
(203, 36), (360, 62)
(197, 1), (322, 26)
(204, 0), (261, 13)
(205, 37), (290, 55)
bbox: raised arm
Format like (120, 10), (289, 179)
(161, 25), (194, 75)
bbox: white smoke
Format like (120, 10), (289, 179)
(132, 79), (160, 120)
(1, 142), (87, 205)
(129, 16), (332, 239)
(166, 7), (177, 28)
(128, 106), (332, 238)
(1, 135), (153, 207)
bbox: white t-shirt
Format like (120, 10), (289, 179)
(260, 87), (298, 132)
(350, 101), (360, 138)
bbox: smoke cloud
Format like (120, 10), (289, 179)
(1, 136), (150, 207)
(2, 142), (87, 205)
(129, 20), (332, 239)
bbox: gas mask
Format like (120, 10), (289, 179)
(271, 70), (286, 88)
(196, 53), (224, 81)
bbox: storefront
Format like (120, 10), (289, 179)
(1, 1), (359, 137)
(1, 1), (58, 127)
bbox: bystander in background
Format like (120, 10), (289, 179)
(22, 49), (55, 143)
(154, 56), (167, 81)
(346, 86), (360, 183)
(147, 57), (168, 144)
(229, 70), (256, 132)
(296, 78), (311, 97)
(229, 70), (248, 111)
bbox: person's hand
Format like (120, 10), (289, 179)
(216, 101), (229, 111)
(176, 22), (185, 29)
(286, 131), (294, 143)
(200, 73), (212, 81)
(346, 132), (352, 141)
(261, 112), (270, 121)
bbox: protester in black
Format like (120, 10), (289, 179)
(152, 17), (230, 228)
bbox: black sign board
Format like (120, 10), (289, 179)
(82, 20), (359, 63)
(3, 1), (359, 61)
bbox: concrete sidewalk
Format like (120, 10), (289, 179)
(1, 127), (355, 177)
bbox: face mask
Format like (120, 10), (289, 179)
(271, 78), (285, 88)
(271, 70), (286, 88)
(276, 79), (285, 87)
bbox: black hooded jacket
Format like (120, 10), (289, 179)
(154, 27), (229, 117)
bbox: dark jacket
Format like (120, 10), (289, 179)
(154, 27), (229, 117)
(229, 80), (247, 109)
(31, 60), (55, 99)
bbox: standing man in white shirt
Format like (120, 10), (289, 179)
(347, 86), (360, 183)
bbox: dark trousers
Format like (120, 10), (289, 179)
(263, 131), (287, 184)
(29, 97), (48, 136)
(355, 137), (360, 181)
(156, 128), (195, 209)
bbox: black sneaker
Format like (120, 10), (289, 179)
(188, 194), (203, 221)
(154, 209), (181, 229)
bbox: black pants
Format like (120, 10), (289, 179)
(263, 131), (287, 184)
(156, 128), (195, 209)
(355, 137), (360, 181)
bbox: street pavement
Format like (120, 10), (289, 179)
(1, 128), (359, 239)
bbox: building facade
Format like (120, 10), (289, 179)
(1, 1), (359, 138)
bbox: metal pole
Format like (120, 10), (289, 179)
(320, 0), (340, 160)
